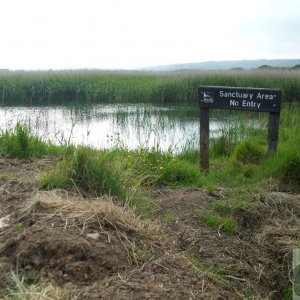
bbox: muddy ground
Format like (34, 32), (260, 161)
(0, 157), (299, 299)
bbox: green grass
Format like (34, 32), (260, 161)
(282, 286), (293, 300)
(40, 146), (128, 200)
(11, 223), (23, 233)
(38, 146), (205, 217)
(164, 212), (177, 223)
(201, 103), (300, 191)
(1, 103), (299, 194)
(0, 122), (72, 158)
(233, 140), (266, 165)
(209, 201), (232, 215)
(202, 213), (237, 233)
(125, 148), (205, 187)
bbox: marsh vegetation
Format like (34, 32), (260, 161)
(0, 68), (300, 106)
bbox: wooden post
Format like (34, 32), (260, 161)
(267, 112), (280, 155)
(293, 249), (300, 299)
(200, 107), (209, 172)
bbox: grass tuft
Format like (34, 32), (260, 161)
(0, 123), (72, 158)
(202, 213), (237, 233)
(233, 140), (265, 165)
(40, 146), (127, 200)
(159, 159), (204, 187)
(6, 272), (73, 300)
(0, 123), (46, 158)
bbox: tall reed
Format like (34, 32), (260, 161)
(0, 69), (299, 106)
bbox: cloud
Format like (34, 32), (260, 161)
(0, 0), (299, 69)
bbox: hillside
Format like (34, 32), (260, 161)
(141, 59), (300, 72)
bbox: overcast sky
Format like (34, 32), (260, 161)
(0, 0), (299, 70)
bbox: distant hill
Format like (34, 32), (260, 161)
(140, 59), (300, 72)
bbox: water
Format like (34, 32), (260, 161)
(0, 104), (256, 152)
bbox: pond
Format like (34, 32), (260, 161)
(0, 104), (263, 152)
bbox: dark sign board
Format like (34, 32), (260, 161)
(198, 86), (281, 113)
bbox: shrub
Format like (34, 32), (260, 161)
(41, 147), (126, 199)
(233, 141), (265, 165)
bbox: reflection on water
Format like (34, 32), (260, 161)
(0, 104), (238, 152)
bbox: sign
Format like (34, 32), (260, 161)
(198, 85), (282, 172)
(199, 86), (281, 113)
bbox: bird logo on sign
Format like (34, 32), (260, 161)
(202, 92), (214, 103)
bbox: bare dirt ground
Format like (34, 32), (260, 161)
(0, 157), (299, 299)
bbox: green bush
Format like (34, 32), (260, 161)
(233, 141), (265, 165)
(40, 147), (126, 199)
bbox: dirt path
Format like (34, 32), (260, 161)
(0, 157), (299, 299)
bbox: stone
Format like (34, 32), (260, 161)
(87, 233), (100, 240)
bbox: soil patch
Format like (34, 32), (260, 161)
(154, 188), (297, 299)
(0, 158), (299, 299)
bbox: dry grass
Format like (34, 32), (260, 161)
(16, 190), (198, 281)
(17, 189), (177, 268)
(21, 190), (163, 238)
(5, 272), (75, 300)
(256, 191), (300, 262)
(263, 192), (300, 212)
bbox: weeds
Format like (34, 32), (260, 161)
(40, 145), (204, 216)
(202, 213), (237, 233)
(164, 212), (177, 224)
(158, 158), (204, 187)
(11, 224), (22, 233)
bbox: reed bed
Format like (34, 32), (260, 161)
(0, 69), (299, 106)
